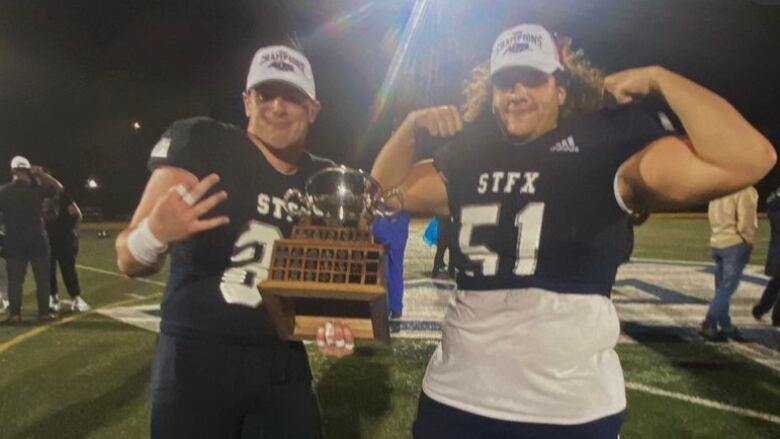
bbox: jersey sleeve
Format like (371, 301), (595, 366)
(606, 100), (679, 162)
(147, 117), (218, 178)
(431, 142), (459, 182)
(431, 116), (499, 181)
(581, 102), (679, 215)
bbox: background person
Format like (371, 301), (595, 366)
(0, 214), (7, 311)
(702, 186), (758, 341)
(752, 184), (780, 326)
(431, 214), (455, 278)
(0, 156), (63, 324)
(371, 211), (411, 320)
(45, 188), (90, 312)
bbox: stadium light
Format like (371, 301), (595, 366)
(85, 177), (100, 190)
(132, 121), (142, 131)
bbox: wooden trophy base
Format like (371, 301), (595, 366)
(259, 221), (390, 343)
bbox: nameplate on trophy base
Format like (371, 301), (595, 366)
(259, 223), (390, 342)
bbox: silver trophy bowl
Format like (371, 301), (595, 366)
(283, 166), (403, 226)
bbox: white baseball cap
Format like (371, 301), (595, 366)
(10, 155), (30, 169)
(245, 45), (316, 100)
(490, 24), (564, 77)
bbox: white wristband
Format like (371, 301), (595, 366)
(127, 218), (168, 267)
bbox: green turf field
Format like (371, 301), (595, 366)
(0, 217), (778, 438)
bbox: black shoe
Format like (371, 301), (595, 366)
(699, 323), (725, 342)
(720, 325), (746, 342)
(2, 314), (22, 325)
(752, 305), (766, 321)
(388, 310), (403, 320)
(36, 313), (58, 324)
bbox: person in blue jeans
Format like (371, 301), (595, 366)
(752, 185), (780, 326)
(371, 212), (411, 320)
(703, 186), (758, 341)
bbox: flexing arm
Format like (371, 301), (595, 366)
(115, 167), (229, 277)
(30, 166), (64, 192)
(371, 106), (462, 215)
(610, 66), (776, 209)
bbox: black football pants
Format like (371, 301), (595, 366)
(6, 253), (51, 316)
(413, 392), (624, 439)
(49, 239), (81, 297)
(151, 332), (322, 439)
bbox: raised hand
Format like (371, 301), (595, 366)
(411, 105), (464, 137)
(147, 173), (230, 244)
(603, 66), (662, 105)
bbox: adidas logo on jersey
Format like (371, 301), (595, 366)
(549, 136), (579, 153)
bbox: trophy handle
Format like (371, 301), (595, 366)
(374, 187), (404, 218)
(283, 188), (310, 218)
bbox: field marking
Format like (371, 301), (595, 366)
(0, 264), (163, 356)
(67, 263), (780, 423)
(0, 293), (162, 355)
(75, 264), (166, 287)
(630, 257), (766, 273)
(626, 381), (780, 424)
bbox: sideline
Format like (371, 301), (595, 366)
(0, 264), (164, 355)
(626, 381), (780, 425)
(76, 264), (166, 286)
(24, 262), (780, 425)
(0, 293), (162, 355)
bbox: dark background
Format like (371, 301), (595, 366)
(1, 0), (778, 217)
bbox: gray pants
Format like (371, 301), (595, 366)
(0, 257), (7, 302)
(6, 253), (51, 315)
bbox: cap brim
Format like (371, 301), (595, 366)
(491, 63), (562, 78)
(246, 78), (316, 101)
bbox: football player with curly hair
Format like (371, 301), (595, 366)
(372, 23), (776, 438)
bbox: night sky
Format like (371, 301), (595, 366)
(1, 0), (779, 215)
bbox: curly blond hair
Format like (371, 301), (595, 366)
(460, 33), (605, 123)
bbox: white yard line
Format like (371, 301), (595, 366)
(87, 257), (780, 419)
(75, 264), (166, 287)
(630, 257), (766, 273)
(626, 381), (780, 425)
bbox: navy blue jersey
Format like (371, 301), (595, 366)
(148, 117), (335, 342)
(433, 105), (672, 294)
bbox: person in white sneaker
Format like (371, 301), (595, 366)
(44, 188), (90, 312)
(0, 218), (8, 311)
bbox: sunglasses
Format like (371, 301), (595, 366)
(250, 83), (309, 105)
(492, 68), (550, 90)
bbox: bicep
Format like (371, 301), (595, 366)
(400, 160), (449, 216)
(618, 135), (752, 210)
